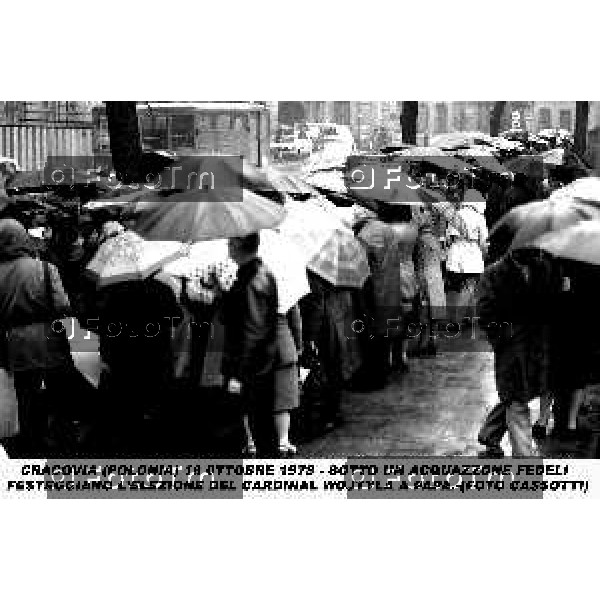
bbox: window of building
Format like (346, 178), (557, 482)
(417, 103), (429, 134)
(170, 114), (195, 149)
(453, 102), (467, 131)
(434, 103), (448, 134)
(538, 107), (552, 131)
(140, 115), (169, 150)
(559, 109), (572, 131)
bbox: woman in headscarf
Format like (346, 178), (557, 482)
(0, 218), (73, 453)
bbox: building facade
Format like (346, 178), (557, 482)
(271, 101), (600, 147)
(0, 101), (98, 171)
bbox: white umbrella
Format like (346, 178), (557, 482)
(302, 169), (348, 194)
(548, 177), (600, 203)
(259, 229), (311, 313)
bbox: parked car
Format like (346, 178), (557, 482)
(271, 126), (312, 158)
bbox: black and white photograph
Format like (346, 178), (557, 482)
(2, 98), (600, 462)
(4, 4), (600, 600)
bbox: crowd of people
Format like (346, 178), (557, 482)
(0, 138), (597, 458)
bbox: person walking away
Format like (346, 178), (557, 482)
(358, 204), (418, 387)
(445, 194), (488, 324)
(223, 233), (301, 457)
(476, 248), (558, 457)
(0, 219), (75, 455)
(412, 204), (445, 357)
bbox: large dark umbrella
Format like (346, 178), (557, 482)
(504, 155), (545, 181)
(127, 188), (287, 242)
(489, 198), (600, 251)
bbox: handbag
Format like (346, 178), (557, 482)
(298, 342), (328, 400)
(0, 366), (18, 438)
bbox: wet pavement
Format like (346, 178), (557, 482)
(299, 345), (600, 459)
(300, 349), (502, 458)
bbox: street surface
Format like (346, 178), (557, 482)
(300, 349), (508, 458)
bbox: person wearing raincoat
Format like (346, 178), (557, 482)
(355, 203), (418, 389)
(0, 218), (77, 454)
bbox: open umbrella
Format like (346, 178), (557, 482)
(540, 148), (565, 166)
(430, 133), (475, 149)
(415, 154), (473, 174)
(455, 148), (507, 175)
(489, 198), (600, 250)
(266, 167), (315, 197)
(548, 177), (600, 203)
(127, 188), (287, 242)
(302, 169), (348, 195)
(504, 155), (546, 180)
(277, 200), (370, 288)
(86, 230), (186, 287)
(259, 229), (311, 313)
(396, 146), (447, 157)
(530, 220), (600, 266)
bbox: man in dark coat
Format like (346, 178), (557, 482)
(476, 248), (559, 457)
(223, 232), (301, 456)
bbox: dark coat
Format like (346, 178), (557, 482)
(0, 219), (72, 372)
(222, 258), (279, 385)
(476, 249), (559, 402)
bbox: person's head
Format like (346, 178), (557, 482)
(0, 218), (36, 262)
(0, 162), (16, 187)
(512, 172), (529, 190)
(227, 232), (260, 265)
(445, 171), (464, 202)
(377, 203), (413, 224)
